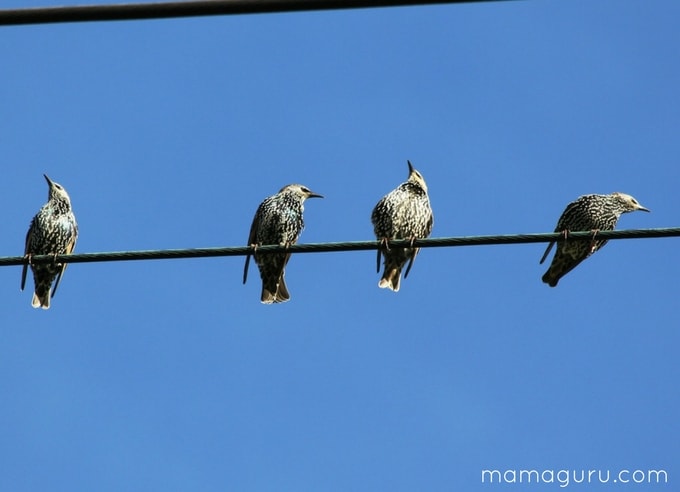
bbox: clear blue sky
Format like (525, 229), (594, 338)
(1, 1), (678, 490)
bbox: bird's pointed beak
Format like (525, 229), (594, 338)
(43, 174), (53, 187)
(407, 160), (414, 174)
(308, 191), (324, 199)
(638, 205), (651, 212)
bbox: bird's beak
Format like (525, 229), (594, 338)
(638, 205), (651, 212)
(407, 160), (414, 174)
(308, 192), (324, 199)
(43, 174), (53, 186)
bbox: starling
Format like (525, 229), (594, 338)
(371, 160), (433, 292)
(243, 184), (323, 304)
(21, 175), (79, 309)
(540, 192), (649, 287)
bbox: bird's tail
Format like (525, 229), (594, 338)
(541, 269), (560, 288)
(542, 252), (585, 288)
(261, 274), (290, 304)
(31, 284), (51, 309)
(379, 267), (402, 292)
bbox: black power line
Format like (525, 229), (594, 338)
(2, 228), (678, 267)
(0, 0), (519, 26)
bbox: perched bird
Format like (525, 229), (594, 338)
(371, 160), (433, 292)
(243, 184), (323, 304)
(540, 192), (650, 287)
(21, 175), (79, 309)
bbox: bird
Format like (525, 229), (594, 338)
(540, 192), (650, 287)
(243, 184), (323, 304)
(21, 174), (79, 309)
(371, 160), (433, 292)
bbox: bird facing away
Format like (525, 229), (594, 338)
(21, 175), (79, 309)
(243, 184), (323, 304)
(371, 160), (433, 292)
(540, 192), (649, 287)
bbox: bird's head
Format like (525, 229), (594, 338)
(279, 184), (324, 201)
(406, 160), (428, 193)
(44, 174), (73, 206)
(612, 192), (650, 213)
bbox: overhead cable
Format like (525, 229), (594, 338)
(0, 227), (677, 267)
(0, 0), (519, 26)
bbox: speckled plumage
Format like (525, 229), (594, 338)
(371, 161), (433, 291)
(21, 175), (78, 309)
(540, 192), (649, 287)
(243, 184), (323, 304)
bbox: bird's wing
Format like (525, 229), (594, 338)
(20, 220), (35, 291)
(404, 203), (432, 279)
(403, 247), (419, 279)
(371, 197), (391, 273)
(539, 241), (555, 264)
(541, 203), (574, 265)
(51, 231), (77, 299)
(243, 210), (260, 284)
(425, 208), (434, 237)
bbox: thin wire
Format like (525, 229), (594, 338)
(0, 0), (519, 26)
(2, 227), (678, 267)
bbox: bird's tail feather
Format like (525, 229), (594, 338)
(541, 270), (560, 288)
(379, 268), (401, 292)
(261, 274), (290, 304)
(31, 289), (50, 309)
(542, 253), (585, 288)
(539, 242), (555, 265)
